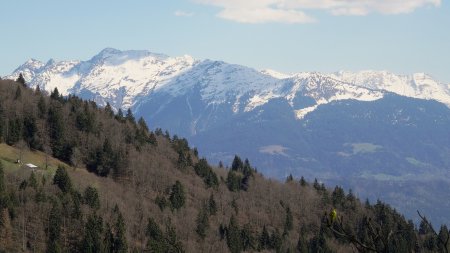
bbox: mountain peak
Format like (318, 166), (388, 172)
(5, 50), (450, 114)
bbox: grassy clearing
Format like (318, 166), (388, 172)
(0, 143), (70, 175)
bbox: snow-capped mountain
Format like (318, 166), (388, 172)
(6, 48), (198, 109)
(5, 48), (450, 119)
(5, 48), (450, 225)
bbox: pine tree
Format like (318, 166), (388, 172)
(169, 181), (186, 210)
(38, 95), (47, 119)
(226, 215), (242, 253)
(146, 218), (167, 252)
(16, 73), (26, 87)
(226, 171), (242, 192)
(113, 208), (128, 253)
(47, 203), (62, 253)
(195, 204), (209, 239)
(165, 221), (185, 253)
(259, 225), (270, 250)
(84, 186), (100, 210)
(47, 101), (65, 159)
(284, 206), (293, 234)
(83, 214), (104, 253)
(103, 223), (114, 253)
(50, 87), (60, 100)
(23, 115), (39, 149)
(241, 224), (255, 251)
(332, 186), (346, 207)
(6, 118), (22, 145)
(437, 225), (449, 252)
(138, 117), (149, 132)
(299, 176), (308, 187)
(53, 165), (72, 193)
(286, 174), (294, 183)
(231, 155), (243, 172)
(125, 108), (135, 123)
(194, 158), (219, 188)
(35, 84), (41, 94)
(208, 194), (217, 215)
(115, 109), (124, 122)
(105, 102), (114, 117)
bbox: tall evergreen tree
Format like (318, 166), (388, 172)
(169, 181), (186, 210)
(104, 102), (114, 117)
(102, 223), (114, 253)
(23, 115), (39, 149)
(164, 221), (185, 253)
(6, 118), (22, 145)
(146, 218), (166, 252)
(115, 108), (124, 122)
(125, 108), (135, 123)
(83, 215), (104, 253)
(299, 176), (308, 187)
(50, 87), (60, 100)
(226, 171), (242, 192)
(284, 206), (293, 234)
(38, 95), (47, 119)
(208, 194), (217, 215)
(47, 101), (65, 158)
(227, 215), (242, 253)
(195, 204), (209, 239)
(113, 207), (128, 253)
(231, 155), (243, 172)
(84, 186), (100, 209)
(47, 203), (62, 253)
(53, 165), (72, 193)
(16, 73), (26, 87)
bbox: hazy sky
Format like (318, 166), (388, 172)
(1, 0), (449, 82)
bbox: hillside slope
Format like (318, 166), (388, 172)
(1, 79), (448, 252)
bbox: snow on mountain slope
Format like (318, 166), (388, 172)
(330, 71), (450, 107)
(156, 60), (285, 112)
(4, 48), (450, 118)
(5, 48), (197, 109)
(286, 73), (384, 119)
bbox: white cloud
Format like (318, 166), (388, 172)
(174, 10), (195, 17)
(194, 0), (441, 23)
(218, 8), (315, 24)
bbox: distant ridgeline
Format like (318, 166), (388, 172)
(0, 77), (449, 252)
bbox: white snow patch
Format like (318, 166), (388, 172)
(295, 105), (319, 119)
(261, 69), (292, 79)
(245, 91), (278, 111)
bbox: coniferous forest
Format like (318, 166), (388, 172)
(0, 77), (449, 252)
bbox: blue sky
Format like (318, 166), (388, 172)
(1, 0), (449, 82)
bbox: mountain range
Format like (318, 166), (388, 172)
(4, 48), (450, 225)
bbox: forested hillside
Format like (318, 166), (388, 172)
(0, 78), (448, 252)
